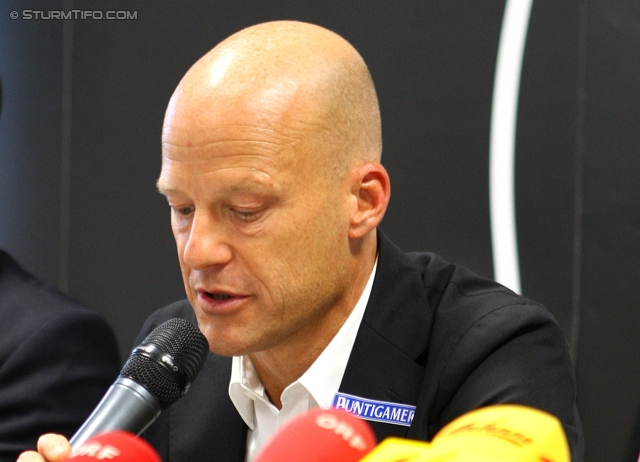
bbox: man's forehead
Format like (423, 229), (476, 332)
(158, 124), (304, 184)
(157, 120), (322, 199)
(162, 92), (322, 155)
(156, 163), (279, 196)
(160, 141), (284, 166)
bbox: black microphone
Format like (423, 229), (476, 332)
(70, 318), (209, 449)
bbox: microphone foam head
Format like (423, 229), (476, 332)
(67, 430), (161, 461)
(360, 405), (570, 462)
(254, 408), (377, 462)
(431, 404), (571, 462)
(119, 318), (209, 409)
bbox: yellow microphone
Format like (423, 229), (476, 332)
(358, 404), (570, 461)
(356, 437), (435, 461)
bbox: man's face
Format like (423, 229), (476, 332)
(158, 93), (356, 357)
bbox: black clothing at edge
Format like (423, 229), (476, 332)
(0, 251), (121, 462)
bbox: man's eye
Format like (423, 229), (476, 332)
(172, 206), (193, 216)
(233, 209), (261, 222)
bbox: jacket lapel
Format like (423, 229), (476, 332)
(338, 231), (432, 443)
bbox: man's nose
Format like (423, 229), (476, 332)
(182, 212), (233, 270)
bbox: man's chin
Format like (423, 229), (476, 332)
(200, 327), (257, 357)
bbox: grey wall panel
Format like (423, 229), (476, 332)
(0, 0), (64, 286)
(370, 2), (504, 279)
(515, 0), (579, 353)
(578, 1), (640, 459)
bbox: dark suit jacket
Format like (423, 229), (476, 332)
(0, 251), (121, 462)
(138, 231), (584, 461)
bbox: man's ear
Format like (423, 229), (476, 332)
(348, 162), (391, 239)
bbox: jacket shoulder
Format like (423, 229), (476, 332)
(403, 253), (581, 459)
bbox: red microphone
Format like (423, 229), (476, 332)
(253, 408), (377, 462)
(66, 431), (160, 461)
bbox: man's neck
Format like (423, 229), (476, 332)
(248, 296), (356, 409)
(249, 240), (377, 409)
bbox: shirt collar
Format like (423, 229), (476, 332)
(229, 257), (378, 430)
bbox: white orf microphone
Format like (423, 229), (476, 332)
(69, 318), (209, 450)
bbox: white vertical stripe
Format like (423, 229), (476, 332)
(489, 0), (534, 294)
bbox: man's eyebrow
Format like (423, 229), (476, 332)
(156, 179), (178, 195)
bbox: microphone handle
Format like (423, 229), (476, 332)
(70, 377), (162, 450)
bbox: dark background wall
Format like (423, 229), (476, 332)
(0, 1), (638, 460)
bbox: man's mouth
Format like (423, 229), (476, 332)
(211, 293), (234, 301)
(196, 290), (247, 314)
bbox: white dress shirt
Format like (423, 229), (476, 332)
(228, 259), (378, 461)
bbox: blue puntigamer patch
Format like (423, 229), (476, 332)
(332, 392), (416, 426)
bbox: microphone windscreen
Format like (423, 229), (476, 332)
(120, 318), (209, 409)
(66, 431), (160, 462)
(356, 437), (434, 461)
(359, 404), (570, 462)
(430, 404), (570, 462)
(70, 318), (210, 450)
(254, 408), (377, 462)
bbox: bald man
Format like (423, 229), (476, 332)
(20, 21), (583, 462)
